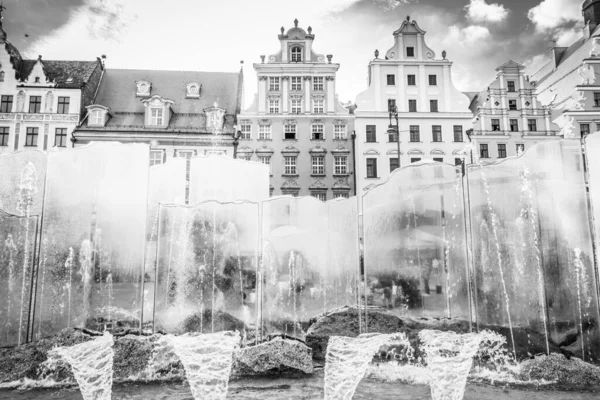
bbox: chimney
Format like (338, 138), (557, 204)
(583, 0), (600, 36)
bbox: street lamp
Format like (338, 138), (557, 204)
(386, 105), (409, 170)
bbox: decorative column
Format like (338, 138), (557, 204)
(43, 123), (49, 150)
(442, 64), (451, 112)
(419, 65), (427, 111)
(416, 33), (423, 59)
(373, 64), (381, 111)
(326, 76), (335, 113)
(282, 76), (289, 113)
(545, 109), (552, 134)
(397, 65), (405, 112)
(304, 76), (311, 113)
(258, 76), (267, 113)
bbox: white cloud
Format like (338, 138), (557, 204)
(527, 0), (581, 32)
(555, 27), (582, 47)
(445, 24), (491, 45)
(465, 0), (509, 23)
(372, 0), (418, 11)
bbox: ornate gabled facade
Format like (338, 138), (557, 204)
(531, 0), (600, 139)
(0, 11), (103, 154)
(73, 67), (244, 164)
(469, 60), (559, 161)
(354, 17), (472, 195)
(237, 19), (355, 199)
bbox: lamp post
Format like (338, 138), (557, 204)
(232, 130), (242, 159)
(386, 105), (409, 170)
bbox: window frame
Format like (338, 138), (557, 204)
(312, 155), (325, 175)
(334, 124), (346, 140)
(28, 96), (42, 113)
(0, 95), (13, 113)
(269, 77), (280, 91)
(291, 76), (302, 91)
(389, 157), (399, 172)
(54, 128), (68, 148)
(595, 92), (600, 107)
(0, 127), (8, 146)
(311, 123), (324, 140)
(259, 124), (272, 140)
(268, 98), (280, 114)
(313, 76), (324, 91)
(497, 143), (507, 159)
(284, 124), (297, 140)
(25, 127), (38, 147)
(408, 99), (417, 112)
(491, 119), (501, 131)
(428, 75), (437, 86)
(259, 155), (272, 174)
(409, 125), (420, 142)
(387, 99), (396, 112)
(291, 98), (302, 114)
(507, 80), (516, 92)
(386, 74), (396, 86)
(284, 156), (297, 175)
(508, 99), (517, 111)
(57, 97), (70, 114)
(406, 47), (415, 57)
(149, 150), (164, 166)
(334, 156), (348, 175)
(291, 46), (303, 62)
(240, 124), (252, 139)
(366, 125), (376, 143)
(313, 99), (324, 113)
(430, 100), (438, 112)
(366, 157), (378, 178)
(528, 119), (537, 132)
(453, 125), (463, 142)
(150, 107), (163, 125)
(407, 75), (416, 86)
(479, 143), (489, 159)
(509, 119), (518, 132)
(432, 125), (442, 142)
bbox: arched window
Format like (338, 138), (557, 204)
(291, 46), (302, 62)
(0, 72), (4, 82)
(34, 77), (40, 83)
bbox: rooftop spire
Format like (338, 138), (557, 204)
(294, 18), (298, 28)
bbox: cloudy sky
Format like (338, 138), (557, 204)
(3, 0), (585, 106)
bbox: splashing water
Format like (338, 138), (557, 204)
(419, 329), (500, 400)
(48, 332), (114, 400)
(324, 333), (409, 400)
(2, 234), (17, 343)
(157, 331), (240, 400)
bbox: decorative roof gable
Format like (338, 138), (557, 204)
(392, 17), (426, 36)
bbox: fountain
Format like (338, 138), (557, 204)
(156, 331), (240, 400)
(47, 331), (114, 400)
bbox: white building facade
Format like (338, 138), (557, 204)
(354, 17), (473, 194)
(470, 60), (559, 161)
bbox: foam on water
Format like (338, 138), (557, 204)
(324, 333), (410, 400)
(47, 331), (114, 400)
(157, 331), (240, 400)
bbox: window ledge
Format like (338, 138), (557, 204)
(283, 138), (298, 141)
(365, 141), (379, 144)
(282, 174), (299, 178)
(311, 173), (326, 177)
(310, 138), (325, 142)
(409, 141), (423, 144)
(431, 141), (444, 143)
(365, 177), (380, 180)
(333, 174), (349, 178)
(333, 138), (348, 141)
(258, 139), (273, 141)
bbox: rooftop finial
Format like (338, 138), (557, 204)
(294, 18), (298, 28)
(308, 26), (312, 34)
(281, 26), (284, 34)
(407, 15), (411, 22)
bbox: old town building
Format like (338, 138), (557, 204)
(531, 0), (600, 139)
(469, 60), (559, 161)
(237, 19), (355, 199)
(0, 13), (103, 155)
(73, 67), (244, 163)
(354, 17), (472, 194)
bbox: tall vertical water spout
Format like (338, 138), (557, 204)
(158, 331), (240, 400)
(48, 331), (114, 400)
(324, 333), (410, 400)
(419, 329), (498, 400)
(2, 234), (17, 343)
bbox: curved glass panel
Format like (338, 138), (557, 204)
(0, 150), (47, 216)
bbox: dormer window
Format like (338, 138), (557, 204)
(86, 105), (110, 126)
(91, 110), (103, 125)
(204, 106), (226, 134)
(291, 46), (303, 62)
(151, 108), (163, 125)
(186, 82), (201, 98)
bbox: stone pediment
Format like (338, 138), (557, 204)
(309, 145), (327, 154)
(237, 146), (254, 154)
(309, 178), (327, 190)
(333, 178), (351, 190)
(281, 178), (300, 189)
(141, 94), (174, 107)
(281, 146), (300, 154)
(332, 145), (350, 154)
(256, 145), (275, 155)
(393, 18), (426, 36)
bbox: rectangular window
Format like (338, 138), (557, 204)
(528, 119), (537, 131)
(312, 156), (325, 175)
(291, 98), (302, 113)
(509, 100), (517, 110)
(406, 47), (415, 57)
(268, 98), (280, 113)
(259, 156), (272, 174)
(91, 110), (103, 125)
(595, 92), (600, 107)
(433, 157), (443, 163)
(408, 99), (417, 112)
(411, 158), (421, 163)
(407, 75), (416, 86)
(311, 192), (327, 201)
(454, 158), (463, 166)
(0, 95), (13, 113)
(25, 127), (38, 147)
(334, 124), (346, 140)
(259, 125), (271, 140)
(387, 74), (396, 85)
(334, 192), (349, 199)
(479, 143), (489, 159)
(366, 158), (378, 178)
(57, 97), (70, 114)
(29, 96), (41, 113)
(516, 143), (525, 154)
(240, 124), (251, 139)
(313, 76), (324, 91)
(150, 150), (163, 166)
(366, 125), (376, 143)
(334, 156), (348, 175)
(54, 128), (67, 147)
(313, 99), (324, 113)
(291, 77), (302, 91)
(430, 100), (438, 112)
(409, 125), (420, 142)
(453, 125), (463, 142)
(0, 127), (8, 146)
(151, 108), (163, 125)
(284, 124), (296, 140)
(284, 156), (297, 175)
(432, 125), (442, 142)
(581, 123), (591, 136)
(388, 99), (396, 112)
(498, 143), (507, 158)
(269, 77), (280, 91)
(510, 119), (518, 132)
(428, 75), (437, 86)
(389, 157), (399, 172)
(312, 124), (324, 140)
(507, 81), (516, 92)
(388, 128), (398, 142)
(491, 119), (500, 131)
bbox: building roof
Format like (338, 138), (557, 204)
(17, 59), (101, 88)
(82, 68), (243, 132)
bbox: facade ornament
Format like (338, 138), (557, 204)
(259, 119), (271, 125)
(311, 93), (326, 100)
(326, 76), (335, 81)
(590, 37), (600, 58)
(309, 178), (327, 190)
(311, 119), (324, 124)
(260, 55), (265, 64)
(44, 91), (54, 113)
(186, 82), (201, 98)
(556, 114), (576, 138)
(374, 49), (379, 59)
(290, 94), (303, 100)
(135, 80), (151, 97)
(308, 26), (312, 34)
(578, 63), (596, 85)
(282, 178), (300, 189)
(294, 18), (298, 28)
(16, 90), (25, 112)
(333, 119), (348, 125)
(258, 76), (268, 81)
(303, 76), (312, 81)
(281, 76), (289, 81)
(282, 145), (300, 154)
(284, 119), (297, 125)
(442, 50), (447, 60)
(333, 178), (351, 189)
(281, 26), (284, 34)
